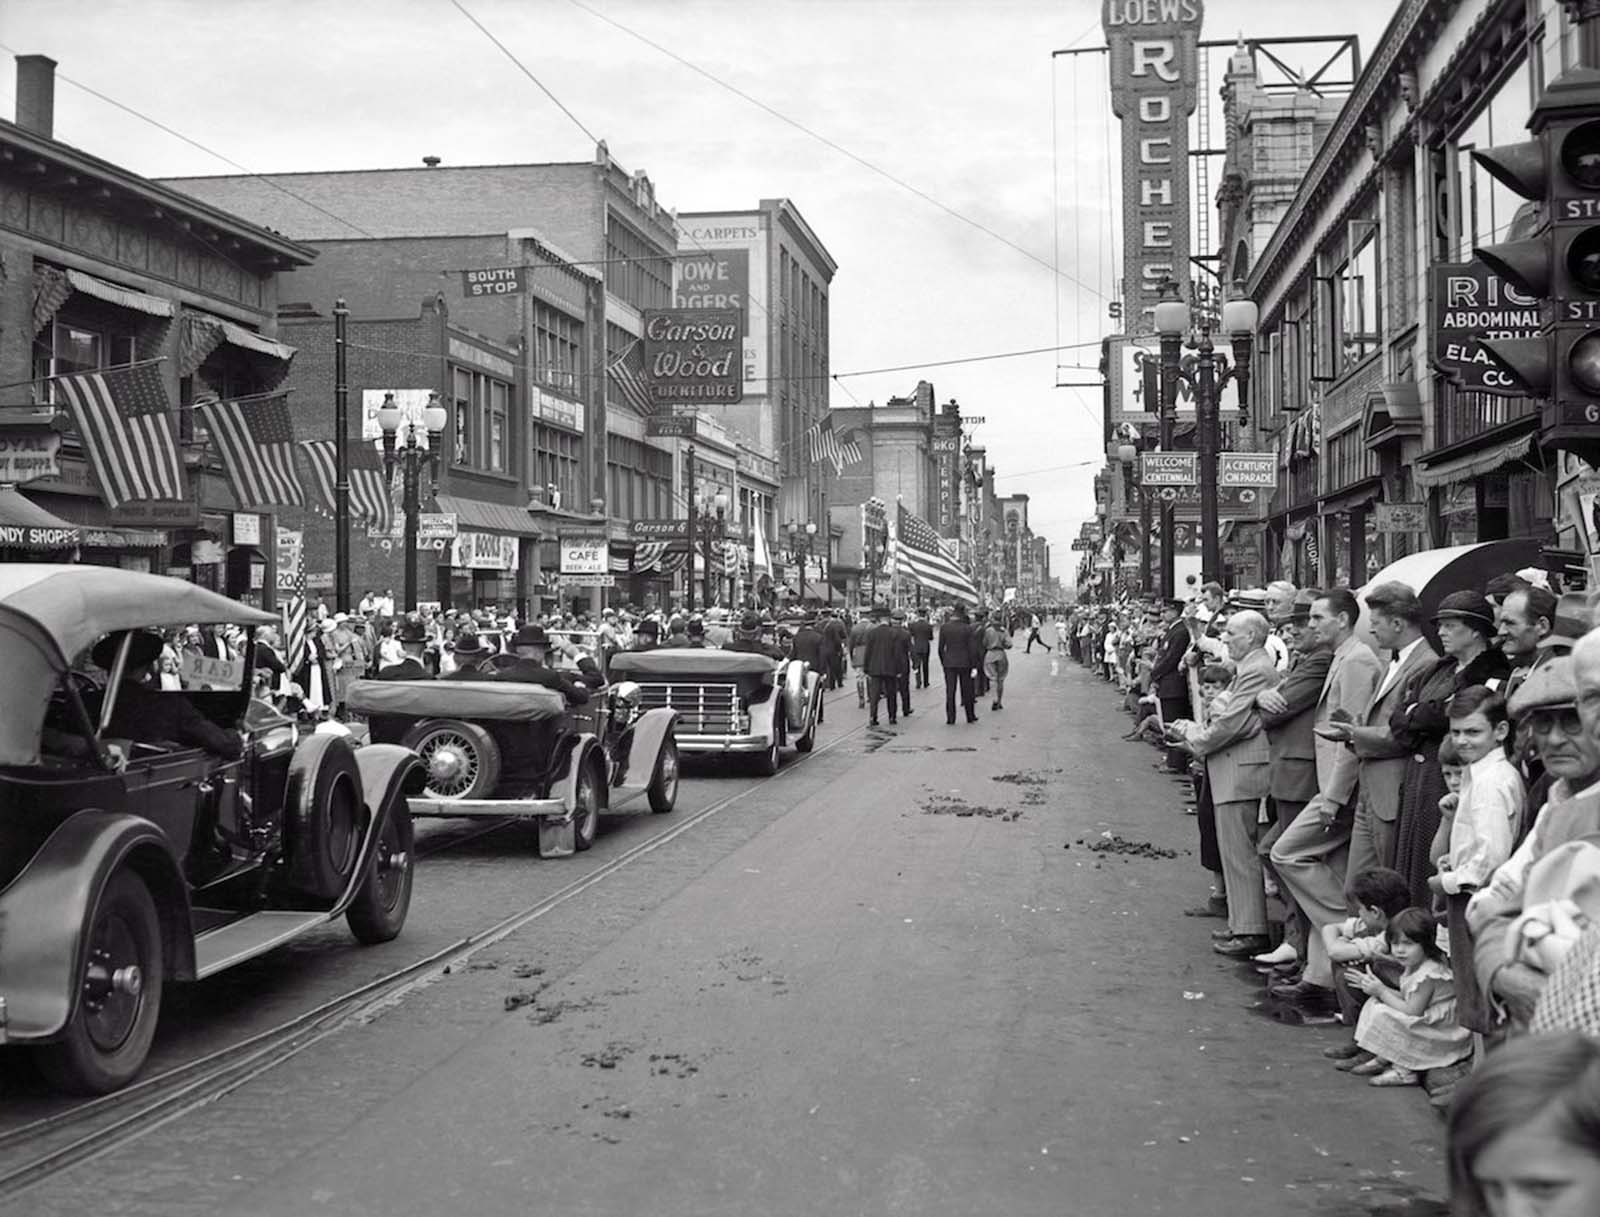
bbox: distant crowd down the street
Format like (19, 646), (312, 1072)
(1066, 564), (1600, 1214)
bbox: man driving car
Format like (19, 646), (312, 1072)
(93, 629), (244, 760)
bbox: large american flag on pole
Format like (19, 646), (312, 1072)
(282, 558), (308, 678)
(805, 415), (863, 475)
(298, 440), (393, 534)
(56, 361), (186, 508)
(894, 504), (978, 604)
(607, 338), (654, 414)
(196, 392), (305, 510)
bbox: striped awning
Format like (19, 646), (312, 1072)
(434, 494), (542, 536)
(33, 264), (174, 333)
(0, 487), (80, 550)
(1412, 431), (1534, 489)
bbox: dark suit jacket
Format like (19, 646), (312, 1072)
(908, 620), (934, 655)
(862, 623), (903, 677)
(889, 625), (913, 673)
(375, 658), (433, 682)
(106, 683), (243, 759)
(1147, 620), (1190, 700)
(1260, 645), (1332, 803)
(492, 659), (591, 704)
(936, 619), (979, 669)
(790, 627), (825, 668)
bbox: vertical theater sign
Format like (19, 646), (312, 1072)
(1103, 0), (1204, 332)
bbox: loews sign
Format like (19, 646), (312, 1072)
(1103, 0), (1204, 332)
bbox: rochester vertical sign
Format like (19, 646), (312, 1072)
(1103, 0), (1204, 332)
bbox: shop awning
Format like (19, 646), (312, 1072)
(213, 318), (295, 361)
(1412, 431), (1534, 488)
(33, 264), (174, 333)
(0, 487), (81, 550)
(179, 312), (297, 386)
(434, 494), (543, 536)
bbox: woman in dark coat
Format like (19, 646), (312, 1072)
(1388, 591), (1509, 909)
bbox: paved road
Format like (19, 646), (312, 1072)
(9, 649), (1450, 1217)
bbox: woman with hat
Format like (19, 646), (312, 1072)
(1388, 590), (1510, 910)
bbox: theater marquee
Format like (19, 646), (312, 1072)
(1103, 0), (1204, 332)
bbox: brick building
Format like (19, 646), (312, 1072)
(0, 55), (313, 604)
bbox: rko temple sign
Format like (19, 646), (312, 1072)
(1103, 0), (1204, 332)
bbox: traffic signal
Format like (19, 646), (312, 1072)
(1472, 69), (1600, 458)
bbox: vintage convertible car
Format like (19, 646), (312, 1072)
(347, 676), (678, 857)
(0, 566), (424, 1094)
(607, 648), (822, 774)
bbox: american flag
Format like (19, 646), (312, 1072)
(282, 561), (308, 677)
(607, 338), (654, 414)
(197, 393), (305, 510)
(894, 504), (978, 604)
(56, 361), (185, 508)
(805, 415), (863, 475)
(298, 440), (394, 533)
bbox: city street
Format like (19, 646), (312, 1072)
(3, 654), (1448, 1217)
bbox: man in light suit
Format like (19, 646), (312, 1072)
(1327, 581), (1438, 890)
(1166, 610), (1282, 957)
(1267, 587), (1385, 1008)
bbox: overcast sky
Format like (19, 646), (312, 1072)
(4, 0), (1397, 572)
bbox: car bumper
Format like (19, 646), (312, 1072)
(408, 796), (569, 820)
(675, 733), (772, 754)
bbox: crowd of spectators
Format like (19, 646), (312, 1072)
(1063, 569), (1600, 1147)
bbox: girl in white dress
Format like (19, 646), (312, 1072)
(1345, 907), (1472, 1087)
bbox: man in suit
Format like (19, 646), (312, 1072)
(938, 604), (980, 725)
(374, 618), (434, 682)
(1267, 587), (1385, 1007)
(1146, 598), (1191, 773)
(493, 625), (591, 704)
(1253, 590), (1334, 970)
(442, 631), (493, 680)
(1325, 581), (1438, 890)
(862, 608), (904, 726)
(820, 609), (848, 690)
(889, 609), (915, 717)
(1166, 610), (1282, 956)
(908, 609), (934, 689)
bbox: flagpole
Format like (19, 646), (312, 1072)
(0, 355), (168, 395)
(334, 299), (351, 614)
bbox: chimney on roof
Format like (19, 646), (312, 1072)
(15, 54), (56, 139)
(423, 155), (441, 168)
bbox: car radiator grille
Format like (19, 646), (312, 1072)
(636, 682), (744, 734)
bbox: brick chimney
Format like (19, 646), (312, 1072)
(15, 54), (56, 138)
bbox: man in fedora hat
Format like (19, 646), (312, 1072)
(374, 619), (434, 682)
(443, 631), (492, 681)
(724, 611), (783, 659)
(629, 618), (662, 652)
(493, 624), (591, 704)
(862, 605), (902, 726)
(889, 607), (915, 718)
(93, 629), (244, 760)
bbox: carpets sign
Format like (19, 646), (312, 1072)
(1103, 0), (1204, 331)
(1429, 262), (1542, 396)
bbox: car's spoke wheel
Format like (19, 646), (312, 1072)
(347, 796), (414, 944)
(402, 721), (501, 801)
(572, 762), (601, 851)
(35, 871), (163, 1095)
(648, 737), (679, 813)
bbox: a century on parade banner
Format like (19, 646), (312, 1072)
(1103, 0), (1204, 332)
(642, 309), (743, 407)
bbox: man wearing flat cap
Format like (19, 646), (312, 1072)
(1468, 650), (1600, 1031)
(92, 630), (244, 760)
(374, 619), (434, 682)
(493, 624), (591, 704)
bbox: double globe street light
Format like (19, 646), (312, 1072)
(1151, 281), (1257, 593)
(787, 519), (818, 602)
(375, 390), (449, 613)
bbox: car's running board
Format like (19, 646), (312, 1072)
(194, 910), (333, 978)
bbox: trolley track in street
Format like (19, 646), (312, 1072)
(0, 711), (864, 1202)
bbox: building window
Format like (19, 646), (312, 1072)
(606, 433), (671, 520)
(453, 367), (473, 465)
(531, 301), (582, 394)
(604, 214), (672, 312)
(451, 366), (513, 473)
(489, 379), (508, 473)
(1453, 58), (1533, 259)
(31, 319), (137, 401)
(533, 423), (582, 509)
(1334, 217), (1381, 371)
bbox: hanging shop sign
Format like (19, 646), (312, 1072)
(275, 527), (302, 591)
(1140, 452), (1197, 486)
(417, 512), (458, 541)
(110, 500), (201, 527)
(646, 415), (697, 439)
(642, 309), (743, 406)
(1429, 263), (1542, 396)
(0, 430), (61, 484)
(559, 532), (610, 575)
(531, 387), (585, 435)
(450, 530), (519, 571)
(80, 528), (165, 549)
(1107, 334), (1240, 421)
(1375, 502), (1428, 533)
(557, 573), (615, 588)
(1103, 0), (1204, 331)
(232, 513), (261, 546)
(1218, 452), (1278, 488)
(631, 518), (689, 541)
(460, 267), (526, 298)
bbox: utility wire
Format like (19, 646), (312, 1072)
(566, 0), (1110, 303)
(447, 0), (601, 145)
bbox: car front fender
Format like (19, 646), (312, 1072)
(0, 810), (194, 1041)
(336, 743), (425, 911)
(559, 735), (606, 811)
(781, 661), (811, 731)
(615, 708), (678, 794)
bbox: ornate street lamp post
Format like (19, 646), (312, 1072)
(375, 391), (449, 613)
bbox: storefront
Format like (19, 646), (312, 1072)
(432, 495), (541, 617)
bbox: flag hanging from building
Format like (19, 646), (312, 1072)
(55, 360), (186, 508)
(751, 520), (772, 578)
(282, 558), (308, 680)
(607, 338), (654, 414)
(298, 440), (394, 534)
(894, 504), (978, 604)
(197, 392), (305, 510)
(805, 415), (863, 475)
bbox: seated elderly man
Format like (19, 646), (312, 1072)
(1165, 609), (1282, 957)
(1468, 643), (1600, 1031)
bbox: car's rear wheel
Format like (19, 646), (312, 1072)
(572, 758), (602, 851)
(346, 797), (414, 944)
(402, 720), (501, 800)
(36, 870), (164, 1095)
(647, 737), (679, 813)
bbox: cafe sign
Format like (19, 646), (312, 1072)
(1429, 262), (1542, 396)
(559, 532), (609, 575)
(642, 309), (742, 406)
(0, 430), (61, 484)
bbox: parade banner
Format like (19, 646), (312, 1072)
(418, 512), (458, 541)
(1218, 452), (1277, 488)
(1141, 452), (1197, 486)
